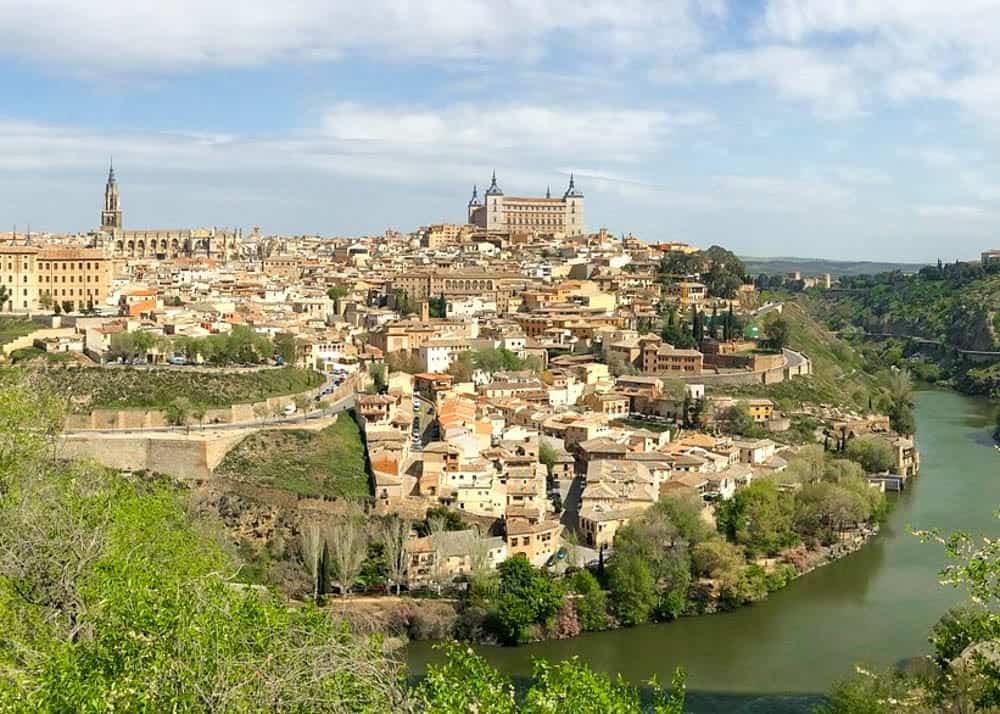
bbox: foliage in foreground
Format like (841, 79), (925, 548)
(417, 643), (686, 714)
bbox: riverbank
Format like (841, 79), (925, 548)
(406, 390), (999, 714)
(330, 523), (881, 651)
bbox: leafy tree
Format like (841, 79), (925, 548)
(428, 294), (447, 318)
(614, 506), (693, 620)
(418, 506), (465, 535)
(724, 402), (766, 438)
(273, 331), (301, 364)
(327, 515), (368, 597)
(369, 362), (387, 392)
(607, 553), (658, 626)
(763, 314), (791, 351)
(692, 539), (746, 586)
(38, 291), (53, 311)
(494, 555), (565, 644)
(327, 285), (349, 300)
(845, 436), (896, 474)
(538, 439), (557, 476)
(571, 570), (608, 632)
(716, 479), (797, 557)
(165, 396), (193, 426)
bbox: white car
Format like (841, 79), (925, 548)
(283, 404), (297, 416)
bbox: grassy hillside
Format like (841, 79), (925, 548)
(717, 299), (883, 413)
(10, 366), (323, 412)
(214, 412), (370, 499)
(0, 317), (38, 346)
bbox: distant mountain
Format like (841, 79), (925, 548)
(740, 256), (930, 277)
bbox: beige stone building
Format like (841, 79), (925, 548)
(97, 163), (239, 260)
(0, 244), (111, 312)
(467, 173), (585, 236)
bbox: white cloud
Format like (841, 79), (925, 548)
(318, 102), (711, 165)
(757, 0), (1000, 119)
(0, 0), (720, 74)
(702, 46), (867, 119)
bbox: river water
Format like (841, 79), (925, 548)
(406, 390), (1000, 712)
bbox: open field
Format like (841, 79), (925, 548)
(213, 412), (371, 499)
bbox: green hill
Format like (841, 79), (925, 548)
(213, 412), (370, 500)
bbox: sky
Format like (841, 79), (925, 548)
(2, 1), (1000, 261)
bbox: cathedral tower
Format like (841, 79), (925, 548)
(100, 160), (122, 234)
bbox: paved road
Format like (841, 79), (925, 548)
(66, 393), (356, 435)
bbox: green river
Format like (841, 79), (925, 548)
(406, 390), (1000, 712)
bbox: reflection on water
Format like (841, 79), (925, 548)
(406, 390), (998, 713)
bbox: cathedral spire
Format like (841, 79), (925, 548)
(108, 156), (116, 184)
(546, 185), (551, 199)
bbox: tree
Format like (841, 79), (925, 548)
(724, 402), (765, 438)
(380, 515), (409, 596)
(494, 555), (564, 644)
(273, 332), (300, 365)
(692, 539), (746, 588)
(538, 439), (557, 476)
(661, 377), (686, 401)
(763, 314), (791, 351)
(300, 518), (327, 604)
(38, 291), (53, 311)
(845, 436), (896, 474)
(61, 300), (74, 315)
(369, 362), (387, 392)
(165, 396), (193, 426)
(327, 285), (349, 300)
(327, 516), (368, 597)
(571, 569), (608, 632)
(419, 505), (465, 535)
(607, 553), (658, 626)
(716, 479), (797, 557)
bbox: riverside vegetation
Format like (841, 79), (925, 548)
(0, 373), (686, 713)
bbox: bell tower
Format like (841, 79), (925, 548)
(100, 159), (122, 234)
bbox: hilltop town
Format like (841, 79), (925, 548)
(0, 167), (920, 628)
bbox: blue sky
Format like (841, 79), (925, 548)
(2, 0), (1000, 261)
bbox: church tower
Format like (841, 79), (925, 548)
(100, 160), (122, 234)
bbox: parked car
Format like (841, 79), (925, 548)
(283, 404), (296, 416)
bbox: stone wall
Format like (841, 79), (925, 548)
(2, 327), (75, 356)
(58, 431), (248, 481)
(64, 372), (361, 431)
(675, 349), (811, 387)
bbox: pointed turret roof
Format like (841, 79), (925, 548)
(107, 157), (116, 184)
(563, 173), (583, 199)
(468, 184), (482, 207)
(485, 170), (504, 196)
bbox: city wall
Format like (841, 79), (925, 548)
(59, 431), (245, 481)
(676, 349), (812, 387)
(64, 373), (359, 431)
